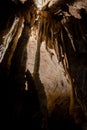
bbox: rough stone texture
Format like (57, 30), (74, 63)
(69, 0), (87, 19)
(26, 28), (71, 118)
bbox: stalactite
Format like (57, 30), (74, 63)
(61, 17), (76, 52)
(33, 20), (42, 77)
(1, 16), (24, 70)
(6, 16), (24, 69)
(0, 17), (19, 63)
(60, 27), (69, 71)
(33, 13), (49, 130)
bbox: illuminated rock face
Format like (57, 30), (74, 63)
(26, 27), (87, 129)
(26, 29), (71, 117)
(26, 35), (70, 129)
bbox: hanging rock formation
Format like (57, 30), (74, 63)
(37, 0), (87, 129)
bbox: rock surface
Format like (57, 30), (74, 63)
(26, 28), (71, 117)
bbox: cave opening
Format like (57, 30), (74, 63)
(36, 0), (43, 8)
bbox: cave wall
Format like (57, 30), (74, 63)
(0, 0), (42, 129)
(36, 0), (87, 129)
(0, 0), (87, 130)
